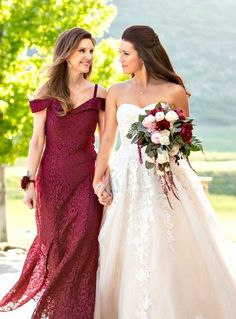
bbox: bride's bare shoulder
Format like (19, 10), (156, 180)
(164, 82), (186, 95)
(107, 81), (130, 96)
(167, 83), (189, 116)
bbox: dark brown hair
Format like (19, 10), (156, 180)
(122, 25), (189, 95)
(42, 27), (95, 115)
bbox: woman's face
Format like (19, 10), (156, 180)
(119, 40), (143, 74)
(67, 38), (94, 74)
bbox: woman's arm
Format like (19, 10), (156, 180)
(23, 108), (47, 209)
(97, 85), (106, 140)
(93, 86), (118, 190)
(98, 110), (105, 140)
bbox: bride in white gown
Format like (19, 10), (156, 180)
(93, 25), (236, 319)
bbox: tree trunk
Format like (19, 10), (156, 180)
(0, 165), (7, 242)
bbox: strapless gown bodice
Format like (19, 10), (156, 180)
(116, 103), (156, 148)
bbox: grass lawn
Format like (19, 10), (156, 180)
(3, 153), (236, 248)
(209, 194), (236, 242)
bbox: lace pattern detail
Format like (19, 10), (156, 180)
(158, 206), (175, 252)
(126, 154), (153, 319)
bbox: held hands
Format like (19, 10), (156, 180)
(23, 184), (37, 209)
(94, 169), (113, 206)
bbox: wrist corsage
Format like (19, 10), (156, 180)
(21, 176), (35, 191)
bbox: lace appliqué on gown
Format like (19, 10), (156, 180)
(126, 156), (154, 319)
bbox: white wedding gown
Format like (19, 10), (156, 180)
(94, 103), (236, 319)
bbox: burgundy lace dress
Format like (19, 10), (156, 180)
(0, 85), (105, 318)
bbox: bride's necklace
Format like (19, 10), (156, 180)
(136, 86), (146, 95)
(135, 80), (167, 95)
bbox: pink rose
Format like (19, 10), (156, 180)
(147, 123), (157, 133)
(151, 131), (161, 144)
(142, 114), (156, 128)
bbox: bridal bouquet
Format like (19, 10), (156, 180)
(127, 102), (203, 205)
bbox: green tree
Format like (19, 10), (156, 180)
(91, 37), (127, 88)
(0, 0), (117, 241)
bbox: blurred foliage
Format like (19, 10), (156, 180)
(91, 37), (128, 88)
(0, 0), (124, 165)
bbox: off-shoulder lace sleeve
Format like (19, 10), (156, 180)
(29, 98), (53, 113)
(97, 98), (105, 111)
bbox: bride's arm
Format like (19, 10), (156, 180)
(93, 86), (118, 191)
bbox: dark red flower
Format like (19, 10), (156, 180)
(156, 119), (170, 130)
(180, 123), (193, 144)
(147, 107), (163, 116)
(20, 176), (35, 190)
(21, 176), (30, 190)
(175, 109), (186, 120)
(147, 109), (156, 116)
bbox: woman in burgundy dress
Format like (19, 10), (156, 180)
(0, 27), (107, 318)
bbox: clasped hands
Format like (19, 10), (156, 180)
(93, 169), (112, 206)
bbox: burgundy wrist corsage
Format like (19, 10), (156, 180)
(21, 176), (35, 191)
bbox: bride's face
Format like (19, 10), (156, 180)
(119, 40), (143, 74)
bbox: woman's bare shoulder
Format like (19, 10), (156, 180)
(165, 82), (186, 95)
(107, 81), (130, 96)
(96, 84), (107, 98)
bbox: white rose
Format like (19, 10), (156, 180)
(146, 156), (156, 163)
(164, 165), (171, 172)
(155, 112), (165, 122)
(168, 144), (180, 156)
(159, 135), (170, 145)
(157, 169), (165, 176)
(142, 114), (156, 127)
(165, 110), (179, 123)
(160, 102), (168, 110)
(160, 129), (170, 137)
(157, 151), (169, 164)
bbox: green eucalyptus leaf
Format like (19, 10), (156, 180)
(145, 160), (155, 169)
